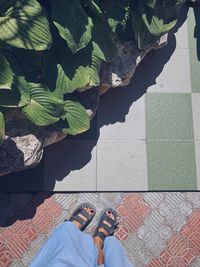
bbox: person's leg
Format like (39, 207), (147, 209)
(29, 206), (98, 267)
(93, 209), (118, 265)
(103, 236), (134, 267)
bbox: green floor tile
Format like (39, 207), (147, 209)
(147, 141), (197, 190)
(188, 7), (200, 92)
(146, 93), (194, 140)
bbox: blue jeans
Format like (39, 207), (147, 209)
(29, 221), (134, 267)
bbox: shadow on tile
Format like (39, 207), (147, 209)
(97, 6), (188, 129)
(0, 6), (188, 191)
(43, 139), (97, 190)
(0, 192), (52, 227)
(193, 6), (200, 60)
(0, 157), (45, 191)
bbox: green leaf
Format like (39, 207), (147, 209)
(91, 16), (117, 61)
(131, 0), (181, 49)
(52, 64), (69, 99)
(142, 14), (177, 36)
(81, 1), (117, 61)
(59, 42), (101, 93)
(22, 83), (65, 126)
(0, 112), (5, 145)
(144, 0), (157, 8)
(50, 0), (93, 53)
(107, 3), (133, 42)
(44, 41), (102, 96)
(60, 100), (90, 135)
(0, 0), (52, 50)
(138, 1), (178, 37)
(0, 53), (13, 89)
(13, 75), (30, 106)
(0, 50), (30, 107)
(11, 48), (44, 83)
(132, 10), (158, 50)
(0, 76), (30, 107)
(81, 0), (102, 15)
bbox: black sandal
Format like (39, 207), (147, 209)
(67, 203), (96, 231)
(93, 208), (118, 241)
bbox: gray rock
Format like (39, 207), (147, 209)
(0, 87), (100, 176)
(0, 109), (66, 176)
(99, 34), (168, 95)
(72, 86), (100, 120)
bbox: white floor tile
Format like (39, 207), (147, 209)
(174, 14), (189, 49)
(97, 140), (148, 191)
(44, 140), (97, 191)
(147, 48), (191, 93)
(98, 92), (145, 140)
(192, 93), (200, 140)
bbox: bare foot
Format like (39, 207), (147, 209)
(93, 210), (117, 265)
(72, 206), (95, 230)
(93, 210), (116, 248)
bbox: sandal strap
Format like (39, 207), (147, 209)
(95, 231), (107, 241)
(102, 215), (116, 226)
(76, 208), (92, 219)
(70, 215), (86, 227)
(68, 203), (96, 231)
(93, 224), (115, 241)
(99, 221), (115, 233)
(93, 209), (118, 240)
(102, 223), (113, 233)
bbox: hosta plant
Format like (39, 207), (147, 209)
(0, 0), (184, 145)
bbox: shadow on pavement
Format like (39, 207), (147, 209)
(0, 192), (52, 227)
(0, 157), (45, 191)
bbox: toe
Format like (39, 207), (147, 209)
(106, 210), (115, 220)
(89, 207), (94, 214)
(84, 207), (94, 215)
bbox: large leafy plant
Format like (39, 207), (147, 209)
(0, 0), (183, 144)
(103, 0), (183, 49)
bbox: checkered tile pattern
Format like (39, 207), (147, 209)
(44, 5), (200, 191)
(1, 5), (200, 191)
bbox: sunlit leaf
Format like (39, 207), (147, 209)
(23, 83), (65, 126)
(50, 0), (93, 53)
(60, 100), (90, 135)
(0, 50), (30, 107)
(142, 14), (177, 36)
(44, 41), (102, 96)
(0, 0), (52, 50)
(0, 54), (13, 89)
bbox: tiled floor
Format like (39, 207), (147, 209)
(0, 192), (200, 267)
(1, 4), (200, 191)
(1, 5), (200, 267)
